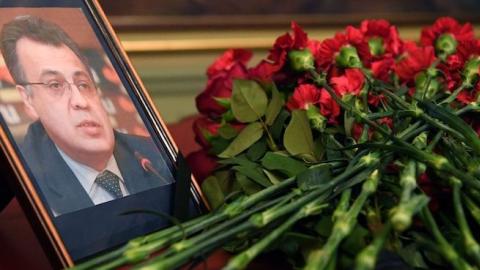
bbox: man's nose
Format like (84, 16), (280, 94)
(69, 84), (89, 109)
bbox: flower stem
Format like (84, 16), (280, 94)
(451, 178), (480, 266)
(354, 222), (392, 270)
(223, 199), (328, 270)
(420, 207), (474, 270)
(440, 84), (466, 105)
(304, 170), (380, 270)
(463, 194), (480, 226)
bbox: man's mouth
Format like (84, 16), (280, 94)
(77, 120), (102, 135)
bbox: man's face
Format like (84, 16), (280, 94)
(16, 37), (114, 165)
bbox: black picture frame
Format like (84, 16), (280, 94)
(0, 0), (206, 267)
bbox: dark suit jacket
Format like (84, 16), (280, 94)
(20, 121), (173, 216)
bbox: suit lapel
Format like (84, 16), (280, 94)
(113, 132), (160, 194)
(22, 122), (94, 215)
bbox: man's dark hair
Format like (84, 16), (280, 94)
(0, 15), (89, 84)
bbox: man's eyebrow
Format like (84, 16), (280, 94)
(39, 69), (61, 78)
(73, 70), (90, 78)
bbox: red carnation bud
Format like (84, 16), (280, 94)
(414, 72), (442, 99)
(462, 57), (480, 87)
(288, 49), (315, 72)
(335, 45), (363, 68)
(435, 33), (458, 58)
(193, 117), (221, 148)
(368, 37), (385, 56)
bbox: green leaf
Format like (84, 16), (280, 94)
(297, 164), (332, 191)
(213, 170), (241, 195)
(313, 138), (325, 161)
(344, 111), (355, 138)
(397, 244), (428, 269)
(419, 100), (480, 155)
(284, 110), (316, 162)
(231, 79), (268, 123)
(233, 165), (272, 188)
(265, 84), (284, 126)
(246, 138), (267, 161)
(213, 97), (231, 109)
(219, 155), (258, 168)
(325, 135), (343, 161)
(219, 122), (264, 158)
(261, 152), (307, 177)
(236, 172), (263, 195)
(201, 176), (225, 209)
(209, 137), (232, 155)
(271, 109), (290, 140)
(263, 169), (282, 185)
(218, 124), (239, 139)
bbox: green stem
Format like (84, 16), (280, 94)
(463, 194), (480, 226)
(421, 207), (474, 270)
(380, 89), (466, 141)
(71, 247), (127, 270)
(138, 156), (373, 270)
(354, 222), (392, 270)
(451, 178), (480, 266)
(143, 193), (295, 265)
(332, 189), (352, 221)
(259, 117), (278, 151)
(136, 222), (254, 270)
(440, 84), (466, 105)
(305, 170), (380, 270)
(426, 131), (443, 152)
(223, 199), (328, 270)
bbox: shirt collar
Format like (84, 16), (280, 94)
(56, 146), (124, 193)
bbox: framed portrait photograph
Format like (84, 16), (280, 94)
(0, 0), (205, 267)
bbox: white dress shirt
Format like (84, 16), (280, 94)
(56, 146), (129, 205)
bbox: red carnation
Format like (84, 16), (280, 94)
(286, 84), (340, 124)
(250, 22), (317, 82)
(368, 92), (387, 107)
(316, 26), (371, 70)
(360, 19), (403, 56)
(193, 116), (221, 148)
(319, 88), (341, 124)
(195, 54), (248, 118)
(330, 68), (365, 96)
(394, 42), (436, 82)
(286, 84), (321, 110)
(268, 22), (310, 67)
(437, 39), (480, 92)
(249, 60), (283, 82)
(420, 17), (474, 47)
(207, 49), (252, 77)
(456, 84), (480, 104)
(371, 58), (395, 82)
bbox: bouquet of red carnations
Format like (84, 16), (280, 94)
(77, 18), (480, 270)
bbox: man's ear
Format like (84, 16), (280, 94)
(17, 85), (39, 120)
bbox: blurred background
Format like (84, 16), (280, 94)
(101, 0), (480, 123)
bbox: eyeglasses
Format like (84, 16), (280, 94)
(19, 79), (98, 98)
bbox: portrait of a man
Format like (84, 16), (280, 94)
(0, 15), (174, 216)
